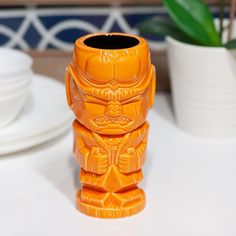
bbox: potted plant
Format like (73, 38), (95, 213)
(138, 0), (236, 138)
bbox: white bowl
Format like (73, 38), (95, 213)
(0, 70), (33, 86)
(0, 80), (31, 98)
(0, 88), (29, 128)
(0, 48), (32, 76)
(0, 48), (33, 128)
(0, 74), (32, 96)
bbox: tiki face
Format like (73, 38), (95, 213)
(66, 34), (156, 135)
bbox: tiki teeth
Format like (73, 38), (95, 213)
(94, 116), (132, 126)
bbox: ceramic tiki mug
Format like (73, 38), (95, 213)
(65, 33), (156, 218)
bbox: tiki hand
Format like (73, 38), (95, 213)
(118, 147), (141, 174)
(85, 147), (109, 175)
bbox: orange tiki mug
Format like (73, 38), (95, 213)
(65, 33), (156, 218)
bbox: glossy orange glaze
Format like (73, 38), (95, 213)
(65, 33), (156, 218)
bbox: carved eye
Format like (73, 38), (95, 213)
(83, 94), (107, 105)
(121, 95), (143, 104)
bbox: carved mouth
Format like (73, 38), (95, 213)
(93, 116), (133, 127)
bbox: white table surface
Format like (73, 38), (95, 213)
(0, 93), (236, 236)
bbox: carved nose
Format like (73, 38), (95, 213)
(105, 101), (122, 117)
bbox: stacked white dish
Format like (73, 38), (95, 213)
(0, 73), (73, 155)
(0, 48), (32, 128)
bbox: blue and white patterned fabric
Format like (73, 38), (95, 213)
(0, 6), (167, 51)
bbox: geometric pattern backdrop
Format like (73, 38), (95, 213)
(0, 5), (232, 51)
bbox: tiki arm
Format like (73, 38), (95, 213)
(118, 134), (148, 174)
(74, 133), (109, 175)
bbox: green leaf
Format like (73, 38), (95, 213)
(137, 17), (197, 44)
(163, 0), (221, 47)
(225, 39), (236, 49)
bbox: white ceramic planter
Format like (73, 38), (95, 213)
(167, 37), (236, 138)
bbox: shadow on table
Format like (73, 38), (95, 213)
(152, 92), (176, 127)
(140, 150), (153, 190)
(8, 131), (80, 205)
(37, 151), (80, 205)
(0, 131), (79, 206)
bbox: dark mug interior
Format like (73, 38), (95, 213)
(84, 34), (140, 50)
